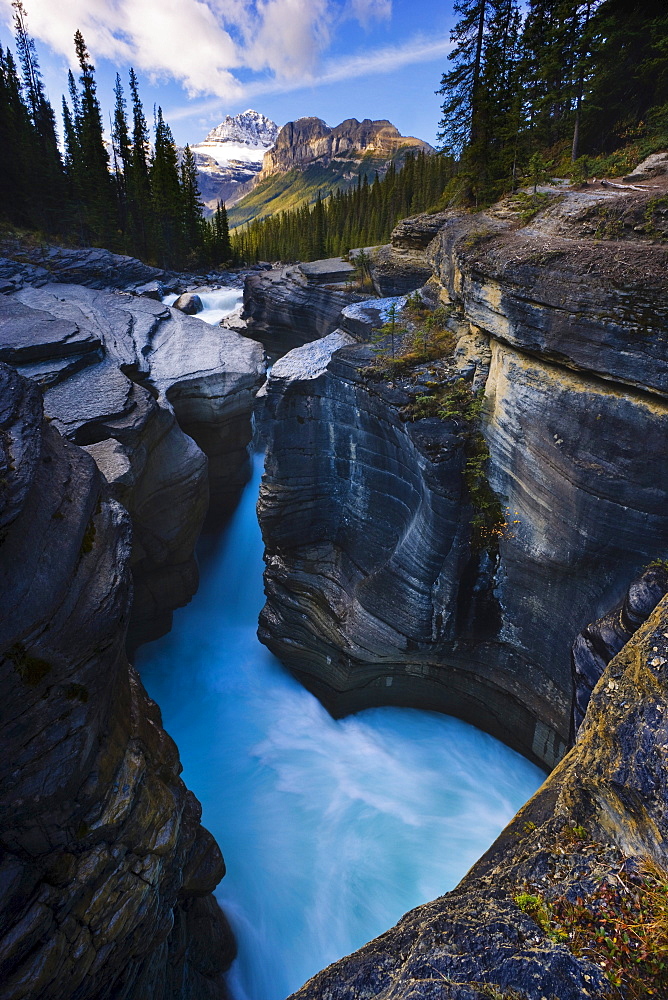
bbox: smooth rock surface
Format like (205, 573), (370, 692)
(0, 241), (176, 291)
(2, 281), (264, 645)
(0, 364), (234, 1000)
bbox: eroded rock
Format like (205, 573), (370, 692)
(0, 363), (234, 1000)
(1, 282), (264, 645)
(571, 562), (668, 737)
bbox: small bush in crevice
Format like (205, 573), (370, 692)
(402, 379), (507, 554)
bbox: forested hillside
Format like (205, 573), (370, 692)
(232, 153), (453, 262)
(1, 0), (667, 269)
(437, 0), (668, 203)
(0, 1), (230, 269)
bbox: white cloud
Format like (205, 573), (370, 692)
(166, 33), (453, 122)
(0, 0), (396, 99)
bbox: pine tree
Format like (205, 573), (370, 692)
(127, 68), (152, 258)
(150, 106), (182, 267)
(9, 2), (65, 231)
(66, 31), (116, 243)
(111, 73), (131, 242)
(180, 144), (205, 265)
(582, 0), (668, 154)
(437, 0), (488, 156)
(209, 200), (232, 265)
(0, 44), (33, 225)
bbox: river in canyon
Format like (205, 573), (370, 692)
(140, 292), (544, 998)
(137, 457), (544, 999)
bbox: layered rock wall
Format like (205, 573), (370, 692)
(0, 364), (234, 1000)
(257, 190), (668, 768)
(242, 262), (365, 355)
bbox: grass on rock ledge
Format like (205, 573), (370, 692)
(515, 827), (668, 999)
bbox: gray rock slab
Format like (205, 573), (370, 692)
(298, 257), (356, 284)
(340, 296), (406, 339)
(43, 360), (135, 438)
(0, 296), (101, 363)
(147, 308), (266, 399)
(269, 330), (356, 384)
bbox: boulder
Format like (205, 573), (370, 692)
(173, 292), (204, 314)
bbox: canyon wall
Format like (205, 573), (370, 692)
(242, 258), (365, 356)
(0, 273), (265, 646)
(256, 188), (668, 769)
(0, 364), (234, 1000)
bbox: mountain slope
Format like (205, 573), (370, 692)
(229, 116), (434, 229)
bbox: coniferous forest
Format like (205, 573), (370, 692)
(0, 1), (231, 269)
(1, 0), (667, 268)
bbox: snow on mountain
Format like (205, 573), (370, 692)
(192, 110), (278, 168)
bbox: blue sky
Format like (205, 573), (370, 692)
(0, 0), (455, 147)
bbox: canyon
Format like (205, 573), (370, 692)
(1, 167), (668, 1000)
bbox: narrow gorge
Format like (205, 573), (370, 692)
(2, 170), (668, 1000)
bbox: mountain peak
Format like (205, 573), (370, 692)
(200, 110), (279, 149)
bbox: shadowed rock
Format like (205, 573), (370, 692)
(0, 363), (234, 1000)
(571, 563), (668, 737)
(242, 263), (366, 356)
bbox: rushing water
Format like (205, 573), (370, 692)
(137, 452), (545, 1000)
(163, 287), (244, 325)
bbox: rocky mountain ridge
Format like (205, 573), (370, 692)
(259, 116), (433, 178)
(228, 116), (434, 228)
(195, 110), (279, 160)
